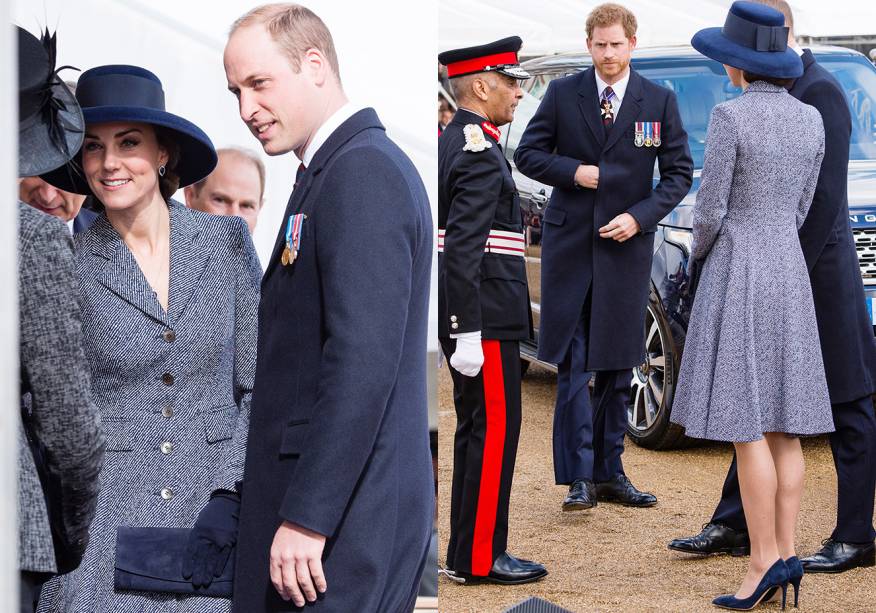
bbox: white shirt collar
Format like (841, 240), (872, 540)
(301, 102), (359, 168)
(791, 44), (804, 57)
(66, 219), (74, 234)
(594, 68), (630, 103)
(458, 107), (488, 121)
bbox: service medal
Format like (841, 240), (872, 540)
(283, 212), (306, 266)
(281, 245), (291, 266)
(653, 121), (661, 147)
(644, 122), (652, 147)
(634, 122), (644, 147)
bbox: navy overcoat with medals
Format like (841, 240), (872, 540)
(514, 67), (693, 369)
(233, 108), (434, 612)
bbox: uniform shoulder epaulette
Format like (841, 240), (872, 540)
(462, 124), (492, 152)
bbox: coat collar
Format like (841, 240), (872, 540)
(577, 66), (644, 153)
(86, 200), (209, 325)
(262, 108), (385, 285)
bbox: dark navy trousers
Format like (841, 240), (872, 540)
(552, 301), (631, 485)
(712, 394), (876, 543)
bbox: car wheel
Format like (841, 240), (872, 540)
(626, 295), (691, 450)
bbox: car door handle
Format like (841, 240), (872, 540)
(530, 191), (548, 208)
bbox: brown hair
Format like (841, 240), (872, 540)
(155, 127), (181, 201)
(230, 3), (341, 82)
(586, 3), (637, 40)
(742, 72), (795, 89)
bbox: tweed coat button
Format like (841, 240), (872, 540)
(161, 405), (173, 418)
(451, 322), (459, 330)
(160, 487), (174, 500)
(160, 441), (174, 455)
(162, 329), (176, 343)
(162, 373), (174, 386)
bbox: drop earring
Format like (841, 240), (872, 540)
(158, 164), (166, 177)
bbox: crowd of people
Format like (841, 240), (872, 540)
(438, 1), (876, 610)
(15, 3), (434, 613)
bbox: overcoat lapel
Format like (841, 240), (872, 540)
(261, 108), (385, 287)
(166, 202), (211, 323)
(89, 213), (168, 326)
(603, 69), (643, 153)
(577, 68), (606, 148)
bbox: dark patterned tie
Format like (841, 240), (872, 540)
(294, 162), (306, 189)
(601, 85), (616, 131)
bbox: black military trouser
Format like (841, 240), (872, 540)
(440, 337), (522, 576)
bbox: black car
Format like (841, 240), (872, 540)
(502, 45), (876, 450)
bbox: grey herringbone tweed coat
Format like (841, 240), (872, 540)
(671, 82), (835, 442)
(18, 202), (105, 574)
(38, 201), (260, 613)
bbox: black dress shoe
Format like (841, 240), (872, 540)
(801, 539), (876, 573)
(562, 479), (596, 512)
(453, 552), (548, 585)
(668, 523), (750, 556)
(594, 474), (657, 507)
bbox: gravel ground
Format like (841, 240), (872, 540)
(437, 364), (876, 613)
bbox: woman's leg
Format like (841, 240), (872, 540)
(765, 433), (804, 559)
(734, 438), (780, 598)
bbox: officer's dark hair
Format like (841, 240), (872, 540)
(742, 72), (795, 89)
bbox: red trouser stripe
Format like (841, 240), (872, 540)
(471, 340), (507, 575)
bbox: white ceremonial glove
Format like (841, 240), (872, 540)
(449, 331), (484, 377)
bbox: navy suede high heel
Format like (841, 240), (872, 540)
(765, 556), (803, 607)
(713, 559), (790, 611)
(785, 556), (803, 608)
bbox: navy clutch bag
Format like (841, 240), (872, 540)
(114, 527), (234, 597)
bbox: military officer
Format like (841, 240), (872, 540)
(514, 3), (693, 512)
(438, 36), (547, 586)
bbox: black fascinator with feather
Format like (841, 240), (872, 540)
(17, 26), (84, 177)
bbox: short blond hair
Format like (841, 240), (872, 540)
(586, 3), (637, 40)
(231, 3), (341, 80)
(752, 0), (794, 35)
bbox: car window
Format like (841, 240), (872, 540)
(508, 52), (876, 169)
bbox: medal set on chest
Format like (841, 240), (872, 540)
(281, 213), (307, 266)
(634, 122), (661, 148)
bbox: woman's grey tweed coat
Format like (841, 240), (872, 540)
(671, 82), (835, 443)
(38, 201), (261, 613)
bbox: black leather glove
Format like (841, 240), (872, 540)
(182, 491), (240, 588)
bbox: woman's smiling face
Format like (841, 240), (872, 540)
(81, 121), (168, 211)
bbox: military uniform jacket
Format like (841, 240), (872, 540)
(438, 108), (530, 340)
(514, 67), (693, 369)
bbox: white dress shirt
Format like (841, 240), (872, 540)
(595, 68), (631, 117)
(301, 102), (360, 168)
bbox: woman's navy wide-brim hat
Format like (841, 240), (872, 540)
(691, 1), (802, 79)
(43, 65), (217, 195)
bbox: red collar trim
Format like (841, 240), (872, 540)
(481, 121), (501, 141)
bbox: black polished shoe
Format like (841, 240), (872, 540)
(800, 539), (876, 573)
(562, 479), (596, 512)
(668, 522), (750, 556)
(453, 552), (548, 585)
(594, 474), (657, 507)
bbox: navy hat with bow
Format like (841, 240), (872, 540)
(691, 1), (802, 78)
(43, 65), (217, 195)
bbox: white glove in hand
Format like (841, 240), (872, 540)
(450, 331), (484, 377)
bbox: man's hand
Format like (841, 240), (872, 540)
(599, 213), (641, 242)
(449, 331), (484, 377)
(574, 164), (599, 189)
(270, 521), (328, 606)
